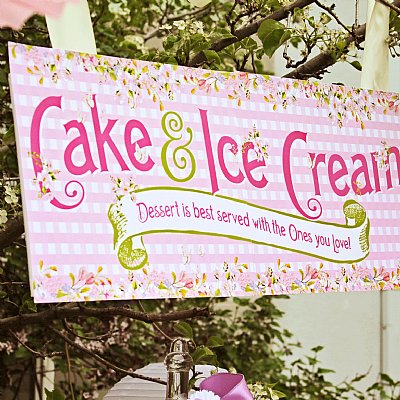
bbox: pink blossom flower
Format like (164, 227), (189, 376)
(229, 143), (238, 156)
(75, 267), (95, 286)
(185, 279), (194, 289)
(382, 272), (391, 282)
(0, 0), (80, 30)
(198, 79), (207, 90)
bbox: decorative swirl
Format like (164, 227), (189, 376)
(165, 110), (183, 133)
(306, 198), (322, 220)
(161, 111), (196, 183)
(50, 181), (85, 210)
(108, 199), (149, 270)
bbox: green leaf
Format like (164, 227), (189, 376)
(191, 37), (210, 53)
(14, 347), (30, 359)
(257, 19), (289, 58)
(206, 336), (224, 348)
(311, 345), (324, 353)
(158, 282), (168, 290)
(164, 35), (180, 50)
(258, 19), (285, 42)
(56, 289), (67, 298)
(203, 50), (221, 65)
(350, 60), (362, 71)
(192, 345), (215, 364)
(380, 373), (395, 386)
(174, 321), (194, 340)
(45, 388), (65, 400)
(336, 40), (347, 51)
(23, 297), (37, 312)
(241, 37), (258, 51)
(69, 272), (75, 286)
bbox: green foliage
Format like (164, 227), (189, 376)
(258, 19), (290, 58)
(0, 0), (400, 399)
(45, 388), (65, 400)
(174, 320), (194, 340)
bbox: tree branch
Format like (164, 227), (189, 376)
(0, 214), (24, 251)
(49, 326), (167, 386)
(0, 304), (210, 331)
(189, 0), (316, 67)
(8, 329), (63, 359)
(144, 4), (211, 41)
(284, 0), (400, 79)
(314, 1), (352, 35)
(378, 0), (400, 14)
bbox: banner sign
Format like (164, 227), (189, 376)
(8, 43), (400, 303)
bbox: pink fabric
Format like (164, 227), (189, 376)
(0, 0), (80, 29)
(199, 373), (254, 400)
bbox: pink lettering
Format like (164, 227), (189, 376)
(91, 95), (129, 172)
(199, 109), (219, 194)
(283, 131), (322, 220)
(124, 119), (155, 171)
(242, 142), (268, 189)
(64, 120), (98, 175)
(217, 136), (244, 184)
(329, 154), (350, 196)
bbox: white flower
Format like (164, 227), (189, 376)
(0, 210), (7, 225)
(173, 20), (187, 30)
(191, 21), (204, 34)
(5, 194), (18, 204)
(4, 185), (18, 204)
(108, 2), (130, 16)
(84, 92), (95, 108)
(160, 24), (172, 30)
(189, 390), (221, 400)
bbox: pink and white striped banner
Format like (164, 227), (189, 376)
(8, 43), (400, 303)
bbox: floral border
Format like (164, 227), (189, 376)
(11, 43), (400, 130)
(32, 258), (400, 303)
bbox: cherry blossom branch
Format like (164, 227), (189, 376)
(284, 0), (400, 79)
(8, 330), (63, 359)
(144, 4), (211, 41)
(189, 0), (316, 67)
(0, 304), (211, 331)
(49, 326), (167, 385)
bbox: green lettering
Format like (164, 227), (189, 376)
(161, 111), (196, 182)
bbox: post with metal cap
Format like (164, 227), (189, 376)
(164, 338), (193, 399)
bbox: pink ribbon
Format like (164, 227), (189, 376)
(199, 373), (254, 399)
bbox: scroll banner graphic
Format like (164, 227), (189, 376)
(108, 188), (370, 269)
